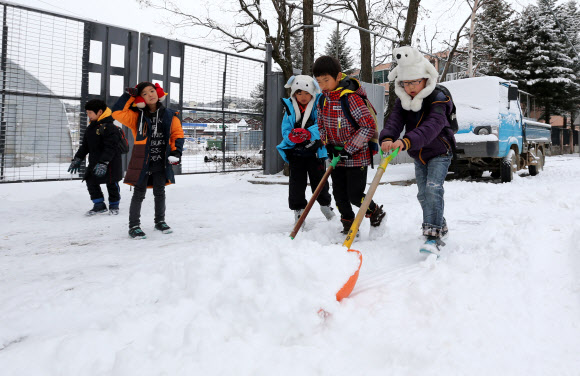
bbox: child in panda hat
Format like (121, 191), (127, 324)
(276, 75), (335, 227)
(379, 46), (456, 256)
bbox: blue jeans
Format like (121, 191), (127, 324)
(414, 153), (452, 237)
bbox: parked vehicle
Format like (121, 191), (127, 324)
(441, 76), (551, 182)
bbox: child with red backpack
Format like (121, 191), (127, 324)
(313, 56), (386, 234)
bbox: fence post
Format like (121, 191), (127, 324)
(0, 5), (7, 180)
(263, 67), (285, 174)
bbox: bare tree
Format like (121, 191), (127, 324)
(137, 0), (297, 80)
(320, 0), (373, 82)
(302, 0), (314, 75)
(386, 0), (422, 116)
(441, 14), (471, 81)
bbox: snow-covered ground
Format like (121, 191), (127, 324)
(1, 155), (580, 375)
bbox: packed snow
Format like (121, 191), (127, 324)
(1, 155), (580, 375)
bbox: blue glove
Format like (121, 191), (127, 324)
(93, 162), (108, 177)
(67, 158), (82, 174)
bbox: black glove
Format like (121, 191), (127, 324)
(93, 162), (108, 177)
(67, 158), (82, 174)
(338, 149), (351, 161)
(168, 150), (181, 165)
(326, 144), (339, 158)
(125, 87), (138, 96)
(303, 139), (322, 152)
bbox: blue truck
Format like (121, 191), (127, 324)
(441, 76), (552, 182)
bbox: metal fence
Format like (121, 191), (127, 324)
(0, 2), (266, 183)
(550, 127), (578, 155)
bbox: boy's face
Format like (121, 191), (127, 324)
(401, 78), (427, 97)
(315, 72), (342, 92)
(294, 90), (313, 105)
(86, 109), (102, 122)
(140, 85), (159, 106)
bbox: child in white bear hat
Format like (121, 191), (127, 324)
(379, 46), (456, 256)
(276, 75), (335, 226)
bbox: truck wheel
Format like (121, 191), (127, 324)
(500, 149), (516, 183)
(529, 148), (544, 176)
(469, 170), (483, 179)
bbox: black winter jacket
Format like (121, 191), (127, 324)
(74, 111), (123, 184)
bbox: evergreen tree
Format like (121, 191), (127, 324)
(473, 0), (515, 76)
(290, 32), (303, 71)
(504, 0), (577, 123)
(324, 29), (354, 73)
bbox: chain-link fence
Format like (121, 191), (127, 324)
(180, 45), (264, 173)
(0, 3), (86, 182)
(0, 2), (266, 183)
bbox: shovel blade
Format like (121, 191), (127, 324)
(336, 249), (362, 301)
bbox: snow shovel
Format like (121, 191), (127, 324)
(290, 154), (341, 239)
(336, 147), (400, 301)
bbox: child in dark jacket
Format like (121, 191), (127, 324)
(112, 82), (184, 239)
(379, 46), (456, 256)
(276, 75), (335, 226)
(314, 56), (386, 234)
(68, 99), (123, 216)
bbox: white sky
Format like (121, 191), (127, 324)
(10, 0), (542, 68)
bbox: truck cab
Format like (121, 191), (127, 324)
(441, 76), (551, 182)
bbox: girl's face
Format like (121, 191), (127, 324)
(140, 86), (159, 106)
(295, 90), (313, 105)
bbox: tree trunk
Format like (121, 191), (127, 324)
(302, 0), (314, 75)
(441, 14), (471, 81)
(387, 0), (421, 117)
(401, 0), (421, 46)
(357, 0), (372, 82)
(468, 0), (479, 78)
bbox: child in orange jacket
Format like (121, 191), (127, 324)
(112, 82), (184, 239)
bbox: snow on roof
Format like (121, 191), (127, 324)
(440, 76), (509, 131)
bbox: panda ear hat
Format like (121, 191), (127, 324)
(285, 75), (321, 128)
(388, 46), (439, 112)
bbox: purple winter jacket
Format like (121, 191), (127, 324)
(379, 89), (456, 164)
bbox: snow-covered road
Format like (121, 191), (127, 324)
(1, 155), (579, 375)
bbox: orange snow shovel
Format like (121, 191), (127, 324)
(336, 148), (400, 301)
(290, 154), (341, 239)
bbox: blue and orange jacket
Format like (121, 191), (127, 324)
(112, 93), (184, 187)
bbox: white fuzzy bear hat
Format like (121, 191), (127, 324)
(387, 46), (439, 112)
(284, 75), (321, 128)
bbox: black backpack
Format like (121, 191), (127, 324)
(428, 84), (458, 133)
(322, 93), (380, 168)
(116, 126), (130, 154)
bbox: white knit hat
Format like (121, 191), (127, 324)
(387, 46), (439, 112)
(284, 75), (321, 128)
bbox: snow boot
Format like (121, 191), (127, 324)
(366, 204), (386, 227)
(86, 201), (107, 216)
(320, 205), (336, 220)
(109, 201), (119, 216)
(420, 236), (446, 257)
(294, 209), (305, 227)
(340, 218), (354, 235)
(154, 221), (173, 234)
(129, 226), (147, 239)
